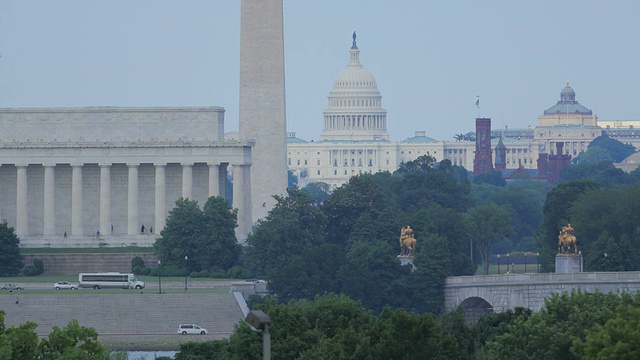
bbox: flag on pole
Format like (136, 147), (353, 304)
(475, 97), (480, 108)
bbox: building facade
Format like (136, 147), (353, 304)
(287, 37), (640, 187)
(0, 107), (254, 246)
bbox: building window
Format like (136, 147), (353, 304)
(288, 158), (291, 165)
(304, 160), (308, 165)
(344, 170), (347, 175)
(317, 170), (320, 175)
(334, 170), (337, 175)
(317, 159), (320, 165)
(297, 160), (300, 165)
(386, 159), (389, 165)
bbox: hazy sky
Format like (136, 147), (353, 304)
(1, 1), (639, 142)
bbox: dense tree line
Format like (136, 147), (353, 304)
(175, 291), (640, 359)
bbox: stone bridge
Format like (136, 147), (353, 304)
(445, 272), (640, 321)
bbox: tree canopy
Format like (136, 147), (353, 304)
(154, 196), (241, 273)
(0, 222), (24, 276)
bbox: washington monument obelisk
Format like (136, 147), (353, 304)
(239, 0), (288, 224)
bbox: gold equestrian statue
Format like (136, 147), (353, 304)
(399, 226), (417, 258)
(558, 224), (578, 255)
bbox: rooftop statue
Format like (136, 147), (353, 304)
(399, 226), (417, 258)
(558, 224), (578, 255)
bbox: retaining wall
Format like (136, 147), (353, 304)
(23, 253), (159, 275)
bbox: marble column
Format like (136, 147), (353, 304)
(99, 164), (111, 235)
(208, 163), (220, 197)
(127, 164), (139, 235)
(71, 164), (83, 236)
(154, 164), (166, 234)
(232, 163), (252, 242)
(16, 165), (28, 236)
(219, 163), (229, 200)
(43, 164), (56, 236)
(182, 163), (193, 199)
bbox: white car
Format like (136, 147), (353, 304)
(177, 324), (208, 335)
(54, 281), (78, 290)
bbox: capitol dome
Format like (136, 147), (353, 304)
(321, 32), (389, 141)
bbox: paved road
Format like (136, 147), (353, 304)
(0, 290), (245, 347)
(3, 280), (237, 291)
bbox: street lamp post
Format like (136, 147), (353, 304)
(506, 253), (510, 273)
(245, 310), (272, 360)
(524, 253), (527, 273)
(158, 260), (162, 294)
(497, 254), (501, 274)
(536, 252), (540, 273)
(184, 255), (189, 293)
(604, 253), (608, 271)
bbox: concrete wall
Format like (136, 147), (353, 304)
(445, 272), (640, 313)
(23, 252), (159, 275)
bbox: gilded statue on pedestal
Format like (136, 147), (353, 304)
(558, 224), (578, 255)
(399, 226), (417, 258)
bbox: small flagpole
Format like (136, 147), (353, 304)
(475, 95), (480, 118)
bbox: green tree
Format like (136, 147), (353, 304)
(301, 181), (331, 204)
(485, 290), (622, 360)
(466, 204), (513, 275)
(574, 304), (640, 359)
(559, 161), (629, 187)
(395, 154), (437, 174)
(0, 311), (105, 360)
(537, 180), (599, 272)
(473, 170), (506, 187)
(568, 186), (640, 271)
(337, 240), (413, 313)
(583, 134), (636, 163)
(200, 196), (242, 270)
(154, 196), (240, 272)
(323, 174), (397, 245)
(245, 188), (327, 276)
(37, 320), (104, 359)
(411, 234), (452, 314)
(0, 222), (24, 276)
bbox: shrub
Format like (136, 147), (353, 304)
(226, 266), (251, 279)
(33, 258), (45, 274)
(23, 265), (39, 276)
(210, 270), (226, 278)
(131, 256), (145, 272)
(132, 265), (144, 275)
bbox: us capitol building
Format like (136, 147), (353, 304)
(287, 34), (640, 189)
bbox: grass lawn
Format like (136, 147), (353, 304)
(0, 288), (228, 295)
(21, 247), (155, 254)
(476, 263), (541, 275)
(0, 274), (243, 283)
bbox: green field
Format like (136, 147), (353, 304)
(476, 263), (541, 275)
(20, 247), (155, 254)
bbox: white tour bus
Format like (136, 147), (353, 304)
(78, 272), (145, 290)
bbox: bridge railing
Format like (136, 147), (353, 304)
(446, 271), (640, 285)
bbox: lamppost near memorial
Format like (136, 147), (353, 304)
(536, 252), (540, 272)
(184, 255), (189, 293)
(158, 260), (162, 294)
(497, 254), (501, 274)
(524, 252), (527, 273)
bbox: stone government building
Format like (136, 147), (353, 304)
(287, 35), (640, 188)
(0, 106), (253, 247)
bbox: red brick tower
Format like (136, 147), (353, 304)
(473, 118), (493, 175)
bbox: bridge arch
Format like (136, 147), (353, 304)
(459, 296), (493, 323)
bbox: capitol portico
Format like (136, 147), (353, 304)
(0, 107), (254, 246)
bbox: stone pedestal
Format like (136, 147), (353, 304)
(555, 254), (582, 273)
(397, 255), (416, 271)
